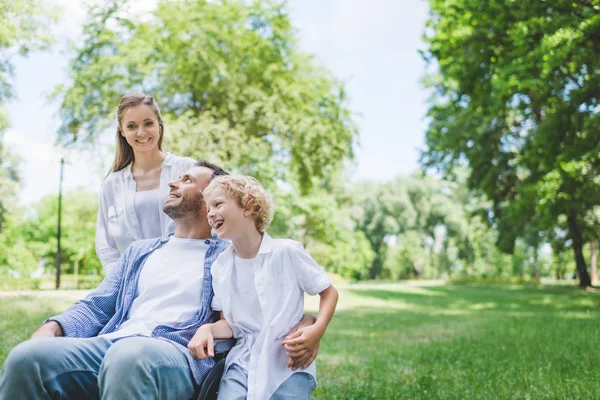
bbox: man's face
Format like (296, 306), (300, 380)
(163, 166), (214, 220)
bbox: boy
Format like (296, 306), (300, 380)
(189, 175), (338, 400)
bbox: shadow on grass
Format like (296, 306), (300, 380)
(346, 284), (600, 316)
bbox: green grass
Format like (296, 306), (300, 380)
(1, 283), (599, 399)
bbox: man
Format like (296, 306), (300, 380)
(0, 161), (316, 399)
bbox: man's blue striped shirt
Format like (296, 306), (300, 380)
(49, 235), (229, 385)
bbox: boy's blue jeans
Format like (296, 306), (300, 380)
(218, 364), (315, 400)
(0, 336), (196, 400)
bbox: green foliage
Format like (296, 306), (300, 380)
(0, 108), (20, 229)
(49, 0), (366, 277)
(0, 212), (38, 277)
(422, 0), (600, 287)
(54, 0), (357, 194)
(0, 189), (102, 279)
(0, 0), (59, 103)
(0, 0), (59, 229)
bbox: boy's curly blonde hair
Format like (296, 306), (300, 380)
(203, 175), (274, 233)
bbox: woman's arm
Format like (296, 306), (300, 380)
(95, 187), (121, 274)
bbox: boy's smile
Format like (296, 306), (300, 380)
(205, 187), (252, 240)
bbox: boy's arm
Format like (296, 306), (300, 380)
(189, 312), (233, 359)
(282, 285), (339, 370)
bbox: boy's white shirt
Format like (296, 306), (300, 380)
(211, 232), (332, 400)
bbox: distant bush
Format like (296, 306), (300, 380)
(0, 274), (103, 291)
(38, 275), (103, 290)
(0, 277), (41, 291)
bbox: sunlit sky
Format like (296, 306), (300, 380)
(4, 0), (430, 206)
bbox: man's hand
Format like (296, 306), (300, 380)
(282, 324), (323, 371)
(31, 321), (63, 339)
(188, 325), (215, 360)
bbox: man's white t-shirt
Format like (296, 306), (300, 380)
(102, 237), (208, 340)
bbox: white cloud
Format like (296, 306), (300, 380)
(4, 129), (26, 147)
(331, 0), (390, 46)
(31, 142), (65, 163)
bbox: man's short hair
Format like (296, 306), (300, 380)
(193, 160), (229, 181)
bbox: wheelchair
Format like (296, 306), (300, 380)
(196, 338), (235, 400)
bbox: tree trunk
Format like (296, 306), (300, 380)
(413, 262), (423, 279)
(567, 214), (592, 288)
(591, 239), (598, 286)
(74, 259), (79, 289)
(533, 246), (540, 280)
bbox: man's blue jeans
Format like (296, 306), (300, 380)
(0, 336), (196, 400)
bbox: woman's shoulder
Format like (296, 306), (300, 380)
(100, 168), (127, 192)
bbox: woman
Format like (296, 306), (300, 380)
(96, 93), (195, 273)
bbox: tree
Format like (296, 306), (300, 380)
(422, 0), (600, 287)
(54, 0), (357, 194)
(0, 109), (20, 229)
(0, 0), (58, 228)
(0, 0), (58, 102)
(15, 189), (102, 276)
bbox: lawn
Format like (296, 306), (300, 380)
(1, 282), (599, 399)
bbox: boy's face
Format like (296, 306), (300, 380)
(205, 186), (254, 240)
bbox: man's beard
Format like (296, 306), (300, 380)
(163, 194), (204, 220)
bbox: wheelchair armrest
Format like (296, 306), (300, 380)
(214, 339), (236, 359)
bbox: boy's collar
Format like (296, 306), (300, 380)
(257, 232), (273, 255)
(222, 231), (273, 259)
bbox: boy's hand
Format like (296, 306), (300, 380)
(188, 325), (214, 360)
(287, 341), (319, 371)
(281, 325), (323, 370)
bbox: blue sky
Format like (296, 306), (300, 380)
(4, 0), (430, 205)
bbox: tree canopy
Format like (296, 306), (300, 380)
(422, 0), (600, 287)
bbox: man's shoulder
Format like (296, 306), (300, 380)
(212, 240), (233, 264)
(125, 237), (164, 257)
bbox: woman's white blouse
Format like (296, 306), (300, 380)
(95, 153), (196, 273)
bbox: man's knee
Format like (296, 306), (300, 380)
(99, 338), (172, 383)
(99, 338), (195, 399)
(2, 339), (55, 376)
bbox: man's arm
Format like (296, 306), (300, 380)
(42, 246), (132, 338)
(283, 314), (318, 370)
(282, 285), (339, 370)
(31, 320), (64, 339)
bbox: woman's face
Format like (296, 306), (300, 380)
(120, 104), (161, 154)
